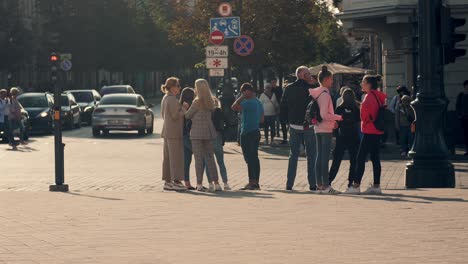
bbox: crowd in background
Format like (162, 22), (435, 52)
(0, 88), (27, 151)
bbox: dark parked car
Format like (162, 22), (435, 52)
(17, 93), (54, 134)
(64, 90), (101, 125)
(58, 93), (81, 129)
(100, 85), (135, 97)
(0, 108), (30, 142)
(92, 94), (154, 137)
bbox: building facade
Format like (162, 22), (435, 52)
(337, 0), (468, 110)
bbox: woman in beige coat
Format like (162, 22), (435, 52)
(183, 79), (222, 192)
(161, 77), (187, 191)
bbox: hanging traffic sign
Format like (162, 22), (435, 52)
(206, 58), (228, 69)
(209, 69), (225, 77)
(206, 45), (228, 58)
(233, 35), (255, 56)
(210, 31), (225, 45)
(218, 3), (232, 17)
(210, 17), (241, 38)
(60, 59), (73, 71)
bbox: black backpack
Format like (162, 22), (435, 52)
(304, 91), (326, 126)
(212, 108), (225, 132)
(370, 92), (385, 132)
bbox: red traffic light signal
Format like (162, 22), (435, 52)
(50, 55), (59, 62)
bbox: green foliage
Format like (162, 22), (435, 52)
(36, 0), (200, 71)
(169, 0), (350, 74)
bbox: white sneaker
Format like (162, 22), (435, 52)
(214, 183), (223, 191)
(344, 186), (361, 195)
(224, 183), (231, 191)
(163, 182), (174, 191)
(363, 185), (382, 195)
(322, 186), (341, 195)
(196, 184), (206, 192)
(208, 183), (215, 192)
(172, 182), (187, 191)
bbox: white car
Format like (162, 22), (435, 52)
(92, 94), (154, 137)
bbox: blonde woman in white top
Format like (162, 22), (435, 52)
(259, 84), (279, 145)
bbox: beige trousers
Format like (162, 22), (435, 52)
(192, 139), (219, 184)
(162, 138), (184, 182)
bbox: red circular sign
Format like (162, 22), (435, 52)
(218, 3), (232, 17)
(210, 31), (225, 45)
(233, 35), (254, 56)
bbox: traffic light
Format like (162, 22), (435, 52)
(50, 52), (59, 82)
(440, 7), (467, 64)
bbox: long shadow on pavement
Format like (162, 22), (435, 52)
(180, 190), (275, 199)
(63, 192), (124, 201)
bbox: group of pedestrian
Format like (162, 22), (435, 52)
(160, 64), (408, 195)
(389, 85), (416, 157)
(282, 66), (388, 194)
(0, 87), (27, 150)
(161, 77), (230, 192)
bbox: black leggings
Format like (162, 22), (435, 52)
(329, 135), (359, 186)
(353, 134), (382, 185)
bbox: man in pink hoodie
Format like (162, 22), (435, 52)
(309, 66), (343, 194)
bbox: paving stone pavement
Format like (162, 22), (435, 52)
(0, 103), (467, 263)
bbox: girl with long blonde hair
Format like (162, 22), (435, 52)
(183, 79), (222, 192)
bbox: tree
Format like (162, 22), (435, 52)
(169, 0), (350, 79)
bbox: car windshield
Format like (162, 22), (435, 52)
(101, 87), (127, 95)
(100, 96), (137, 106)
(18, 96), (48, 108)
(60, 96), (70, 107)
(70, 92), (93, 103)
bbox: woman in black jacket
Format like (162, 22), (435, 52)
(328, 88), (361, 187)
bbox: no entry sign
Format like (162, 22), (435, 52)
(233, 35), (254, 57)
(210, 30), (225, 45)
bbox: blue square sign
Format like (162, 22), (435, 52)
(210, 17), (241, 39)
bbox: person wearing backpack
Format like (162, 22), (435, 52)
(204, 97), (231, 190)
(346, 75), (387, 195)
(309, 66), (343, 194)
(281, 66), (317, 191)
(328, 88), (361, 188)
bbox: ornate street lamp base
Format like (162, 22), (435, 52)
(406, 160), (455, 188)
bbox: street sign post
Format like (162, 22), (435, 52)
(218, 3), (232, 17)
(210, 17), (241, 38)
(210, 30), (225, 45)
(209, 69), (225, 77)
(233, 35), (255, 56)
(206, 58), (228, 69)
(206, 45), (228, 58)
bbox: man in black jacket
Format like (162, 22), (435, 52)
(281, 66), (317, 191)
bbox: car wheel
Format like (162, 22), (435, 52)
(92, 128), (100, 137)
(138, 129), (145, 136)
(147, 118), (154, 134)
(68, 116), (74, 130)
(23, 129), (29, 141)
(47, 121), (54, 135)
(102, 129), (109, 136)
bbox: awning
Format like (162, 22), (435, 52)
(309, 63), (369, 75)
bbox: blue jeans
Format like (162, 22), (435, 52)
(205, 133), (228, 183)
(315, 133), (332, 186)
(183, 135), (192, 182)
(286, 127), (317, 189)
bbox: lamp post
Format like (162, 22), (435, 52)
(405, 0), (455, 188)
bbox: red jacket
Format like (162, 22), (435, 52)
(361, 90), (387, 135)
